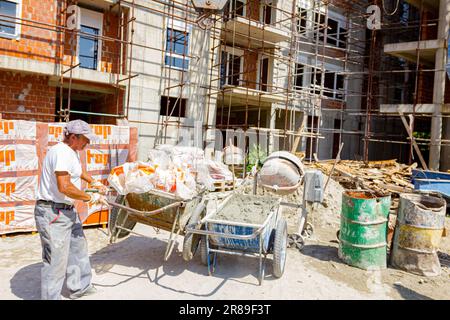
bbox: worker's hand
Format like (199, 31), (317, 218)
(91, 180), (108, 195)
(87, 192), (109, 207)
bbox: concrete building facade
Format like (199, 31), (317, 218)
(0, 0), (126, 123)
(378, 0), (450, 170)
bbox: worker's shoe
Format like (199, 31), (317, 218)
(69, 285), (97, 299)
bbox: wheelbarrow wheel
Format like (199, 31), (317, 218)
(200, 236), (209, 266)
(109, 195), (136, 242)
(182, 201), (206, 262)
(273, 217), (287, 278)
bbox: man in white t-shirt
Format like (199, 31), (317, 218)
(35, 119), (108, 300)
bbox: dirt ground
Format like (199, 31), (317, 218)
(1, 179), (449, 300)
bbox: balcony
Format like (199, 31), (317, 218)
(0, 54), (127, 90)
(405, 0), (439, 11)
(222, 16), (290, 48)
(379, 103), (450, 114)
(384, 39), (445, 66)
(218, 84), (286, 107)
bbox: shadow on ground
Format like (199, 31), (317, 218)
(10, 229), (281, 299)
(393, 284), (433, 300)
(438, 251), (450, 268)
(88, 233), (279, 297)
(300, 244), (341, 264)
(10, 262), (42, 300)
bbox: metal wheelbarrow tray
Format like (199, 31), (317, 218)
(185, 194), (288, 285)
(108, 189), (206, 261)
(412, 169), (450, 197)
(412, 169), (450, 213)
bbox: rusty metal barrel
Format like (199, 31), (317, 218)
(390, 193), (446, 276)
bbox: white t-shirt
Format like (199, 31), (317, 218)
(37, 142), (82, 205)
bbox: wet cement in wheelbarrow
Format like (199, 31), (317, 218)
(211, 195), (277, 225)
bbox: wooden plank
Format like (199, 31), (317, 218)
(323, 142), (344, 193)
(399, 112), (429, 170)
(374, 182), (412, 193)
(291, 116), (306, 153)
(391, 175), (414, 188)
(367, 159), (398, 168)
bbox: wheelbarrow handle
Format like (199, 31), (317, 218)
(107, 200), (184, 217)
(184, 225), (265, 240)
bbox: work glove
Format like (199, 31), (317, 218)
(91, 180), (108, 195)
(87, 192), (109, 207)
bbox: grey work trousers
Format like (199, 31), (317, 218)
(34, 202), (92, 300)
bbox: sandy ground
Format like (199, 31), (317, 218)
(1, 179), (449, 300)
(1, 218), (449, 300)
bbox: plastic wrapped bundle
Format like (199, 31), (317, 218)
(108, 160), (197, 200)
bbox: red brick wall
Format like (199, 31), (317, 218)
(322, 98), (345, 109)
(445, 77), (450, 103)
(92, 89), (124, 124)
(405, 68), (450, 104)
(246, 0), (260, 21)
(243, 51), (258, 89)
(0, 0), (58, 63)
(417, 68), (434, 104)
(0, 71), (56, 122)
(0, 0), (123, 75)
(328, 0), (353, 11)
(101, 11), (121, 74)
(63, 8), (123, 74)
(420, 10), (438, 41)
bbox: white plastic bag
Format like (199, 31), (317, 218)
(206, 159), (233, 181)
(147, 149), (171, 170)
(125, 167), (154, 194)
(196, 162), (216, 191)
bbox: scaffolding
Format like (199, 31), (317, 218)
(0, 0), (449, 169)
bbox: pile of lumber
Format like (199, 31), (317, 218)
(311, 159), (416, 196)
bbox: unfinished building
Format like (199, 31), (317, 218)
(0, 0), (449, 170)
(0, 0), (127, 123)
(374, 0), (450, 170)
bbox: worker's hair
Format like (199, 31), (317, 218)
(63, 127), (82, 142)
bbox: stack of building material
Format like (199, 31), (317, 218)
(311, 159), (415, 197)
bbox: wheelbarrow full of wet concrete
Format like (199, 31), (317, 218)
(107, 188), (207, 261)
(185, 193), (287, 285)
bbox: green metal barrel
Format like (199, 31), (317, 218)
(338, 191), (391, 270)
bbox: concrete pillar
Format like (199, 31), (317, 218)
(442, 117), (450, 170)
(429, 0), (450, 170)
(268, 105), (277, 153)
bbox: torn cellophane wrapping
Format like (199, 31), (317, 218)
(108, 146), (234, 199)
(108, 161), (197, 200)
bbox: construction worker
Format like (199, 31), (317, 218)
(34, 119), (109, 300)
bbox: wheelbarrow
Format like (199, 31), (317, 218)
(107, 188), (207, 261)
(185, 193), (287, 285)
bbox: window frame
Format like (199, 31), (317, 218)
(326, 11), (348, 49)
(294, 63), (305, 91)
(220, 46), (244, 87)
(165, 20), (190, 71)
(256, 53), (272, 92)
(297, 5), (348, 49)
(309, 68), (346, 101)
(228, 0), (246, 19)
(159, 95), (187, 118)
(0, 0), (22, 40)
(259, 0), (275, 25)
(78, 7), (103, 72)
(296, 6), (308, 38)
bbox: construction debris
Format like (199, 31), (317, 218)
(311, 159), (416, 198)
